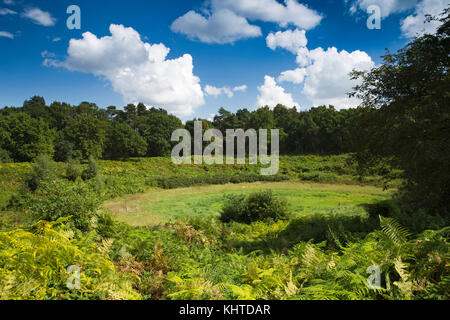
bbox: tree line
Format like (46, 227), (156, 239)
(0, 98), (370, 163)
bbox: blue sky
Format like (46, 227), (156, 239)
(0, 0), (446, 120)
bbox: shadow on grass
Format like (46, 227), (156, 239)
(230, 211), (381, 254)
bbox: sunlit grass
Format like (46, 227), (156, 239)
(104, 181), (393, 226)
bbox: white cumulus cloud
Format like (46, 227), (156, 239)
(299, 47), (375, 108)
(278, 68), (307, 84)
(257, 75), (298, 108)
(46, 24), (204, 117)
(0, 31), (14, 39)
(272, 29), (376, 109)
(22, 7), (56, 26)
(205, 84), (247, 98)
(205, 85), (234, 98)
(213, 0), (322, 29)
(172, 0), (322, 44)
(266, 29), (308, 54)
(401, 0), (448, 38)
(171, 8), (261, 44)
(233, 85), (247, 92)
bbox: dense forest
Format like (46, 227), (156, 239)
(0, 98), (367, 163)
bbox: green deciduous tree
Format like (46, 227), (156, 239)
(350, 9), (450, 215)
(1, 112), (54, 162)
(64, 114), (107, 159)
(104, 121), (147, 159)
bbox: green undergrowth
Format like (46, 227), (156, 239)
(0, 154), (402, 210)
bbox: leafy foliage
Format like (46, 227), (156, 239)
(220, 191), (291, 224)
(350, 10), (450, 216)
(81, 156), (99, 181)
(65, 158), (82, 182)
(26, 154), (56, 192)
(0, 219), (140, 300)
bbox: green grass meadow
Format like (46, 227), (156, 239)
(105, 181), (392, 226)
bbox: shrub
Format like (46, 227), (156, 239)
(82, 156), (99, 180)
(65, 158), (82, 181)
(26, 154), (56, 191)
(393, 209), (446, 234)
(220, 191), (290, 224)
(29, 179), (101, 232)
(367, 200), (400, 218)
(0, 148), (12, 163)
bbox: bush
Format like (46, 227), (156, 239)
(220, 191), (290, 224)
(82, 156), (99, 180)
(29, 179), (101, 232)
(393, 209), (447, 234)
(367, 200), (400, 218)
(0, 148), (12, 163)
(26, 154), (56, 191)
(65, 158), (82, 182)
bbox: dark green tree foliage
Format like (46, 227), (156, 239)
(136, 107), (183, 157)
(53, 132), (76, 162)
(220, 190), (290, 224)
(29, 179), (101, 231)
(63, 114), (107, 159)
(22, 96), (49, 121)
(104, 121), (147, 159)
(82, 156), (99, 181)
(26, 154), (56, 191)
(0, 112), (54, 162)
(350, 10), (450, 215)
(65, 158), (82, 182)
(1, 94), (377, 163)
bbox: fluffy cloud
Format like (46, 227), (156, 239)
(269, 27), (376, 109)
(213, 0), (322, 29)
(401, 0), (448, 38)
(0, 8), (16, 15)
(205, 84), (248, 98)
(47, 24), (204, 117)
(172, 0), (322, 44)
(3, 0), (15, 4)
(233, 85), (247, 92)
(205, 85), (234, 98)
(298, 47), (375, 108)
(22, 8), (56, 26)
(0, 31), (14, 39)
(278, 68), (307, 84)
(349, 0), (417, 18)
(257, 75), (298, 108)
(266, 29), (307, 54)
(171, 8), (261, 44)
